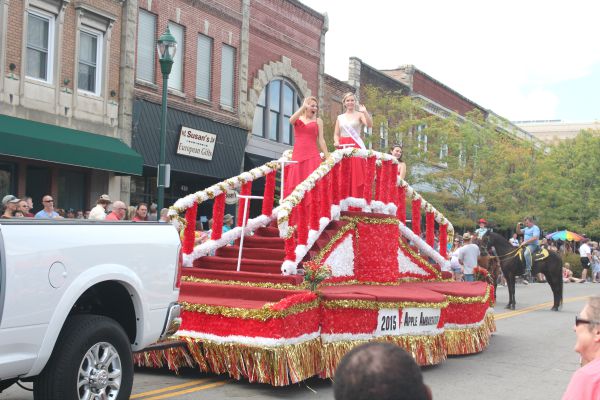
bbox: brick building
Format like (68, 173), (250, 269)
(0, 0), (139, 213)
(128, 0), (326, 216)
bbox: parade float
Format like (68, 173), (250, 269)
(135, 148), (495, 386)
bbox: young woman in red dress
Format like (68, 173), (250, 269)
(333, 92), (373, 198)
(283, 96), (329, 198)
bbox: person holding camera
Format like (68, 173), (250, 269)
(516, 217), (540, 283)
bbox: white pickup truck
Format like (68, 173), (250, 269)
(0, 219), (182, 399)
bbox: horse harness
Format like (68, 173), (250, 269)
(489, 245), (550, 263)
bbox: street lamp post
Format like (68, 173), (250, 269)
(156, 27), (177, 217)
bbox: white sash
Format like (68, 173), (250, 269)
(340, 115), (366, 150)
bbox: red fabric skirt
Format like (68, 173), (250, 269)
(339, 137), (366, 198)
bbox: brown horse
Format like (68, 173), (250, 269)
(482, 231), (563, 311)
(478, 255), (501, 299)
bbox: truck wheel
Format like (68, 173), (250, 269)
(34, 314), (133, 400)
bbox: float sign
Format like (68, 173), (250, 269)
(177, 126), (216, 160)
(225, 189), (238, 205)
(375, 307), (441, 336)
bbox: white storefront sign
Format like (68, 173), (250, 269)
(374, 307), (441, 336)
(177, 126), (217, 160)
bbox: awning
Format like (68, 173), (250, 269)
(132, 100), (247, 179)
(0, 114), (143, 175)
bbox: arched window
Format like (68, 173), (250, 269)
(252, 78), (302, 145)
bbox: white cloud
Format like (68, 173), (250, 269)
(303, 0), (600, 121)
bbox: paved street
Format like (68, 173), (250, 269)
(1, 281), (596, 400)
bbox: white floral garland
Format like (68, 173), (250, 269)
(397, 248), (428, 276)
(398, 222), (450, 270)
(175, 329), (320, 347)
(321, 328), (444, 343)
(324, 234), (355, 277)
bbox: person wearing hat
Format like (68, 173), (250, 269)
(88, 194), (112, 220)
(475, 218), (489, 239)
(458, 232), (480, 282)
(1, 195), (20, 218)
(222, 214), (234, 233)
(579, 236), (593, 283)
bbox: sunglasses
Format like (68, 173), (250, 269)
(575, 316), (600, 326)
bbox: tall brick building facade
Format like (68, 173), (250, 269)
(0, 0), (139, 212)
(129, 0), (326, 216)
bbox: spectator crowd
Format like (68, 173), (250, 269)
(1, 193), (170, 222)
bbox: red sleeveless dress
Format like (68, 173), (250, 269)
(283, 119), (322, 199)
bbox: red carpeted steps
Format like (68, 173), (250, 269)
(234, 235), (285, 249)
(193, 256), (282, 273)
(215, 246), (286, 260)
(183, 268), (303, 286)
(179, 280), (311, 308)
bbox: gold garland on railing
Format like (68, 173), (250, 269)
(180, 299), (319, 321)
(181, 275), (307, 291)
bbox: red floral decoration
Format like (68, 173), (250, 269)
(412, 198), (422, 236)
(473, 266), (493, 284)
(269, 291), (318, 311)
(396, 186), (406, 223)
(439, 223), (448, 258)
(285, 234), (297, 261)
(341, 158), (351, 199)
(297, 200), (309, 245)
(320, 175), (330, 219)
(262, 171), (276, 216)
(211, 193), (225, 241)
(382, 161), (392, 203)
(180, 308), (319, 338)
(375, 164), (382, 201)
(363, 156), (376, 200)
(332, 163), (341, 205)
(237, 181), (253, 227)
(426, 211), (435, 248)
(303, 261), (332, 291)
(309, 189), (320, 231)
(355, 222), (400, 282)
(183, 201), (198, 254)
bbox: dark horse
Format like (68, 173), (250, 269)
(482, 231), (563, 311)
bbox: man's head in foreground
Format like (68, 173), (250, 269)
(334, 342), (431, 400)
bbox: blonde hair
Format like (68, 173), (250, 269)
(303, 96), (318, 116)
(342, 92), (356, 104)
(564, 262), (571, 269)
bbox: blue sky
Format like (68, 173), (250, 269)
(301, 0), (600, 123)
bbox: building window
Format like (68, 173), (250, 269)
(78, 28), (102, 94)
(220, 44), (235, 108)
(26, 9), (55, 82)
(167, 22), (184, 92)
(417, 133), (428, 153)
(379, 122), (388, 149)
(196, 34), (212, 101)
(252, 78), (301, 145)
(136, 9), (156, 83)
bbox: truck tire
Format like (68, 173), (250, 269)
(34, 314), (133, 400)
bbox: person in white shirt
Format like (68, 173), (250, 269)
(458, 233), (480, 282)
(509, 233), (519, 247)
(88, 194), (111, 220)
(579, 237), (593, 283)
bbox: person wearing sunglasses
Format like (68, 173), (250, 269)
(562, 295), (600, 399)
(34, 195), (60, 219)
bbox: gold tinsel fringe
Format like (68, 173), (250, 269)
(445, 312), (496, 355)
(183, 337), (323, 386)
(133, 345), (196, 371)
(319, 334), (447, 379)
